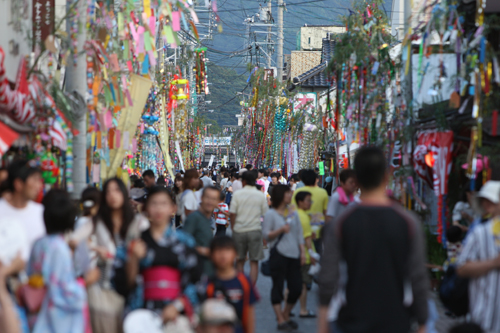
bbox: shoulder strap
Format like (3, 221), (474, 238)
(237, 272), (251, 333)
(206, 282), (215, 298)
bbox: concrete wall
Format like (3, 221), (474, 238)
(299, 26), (345, 51)
(0, 0), (66, 82)
(0, 0), (33, 81)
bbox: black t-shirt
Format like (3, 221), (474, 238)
(319, 204), (429, 333)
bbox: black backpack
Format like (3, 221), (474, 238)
(439, 265), (469, 317)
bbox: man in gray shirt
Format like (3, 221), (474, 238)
(201, 171), (214, 188)
(326, 169), (357, 223)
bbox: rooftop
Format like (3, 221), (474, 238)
(289, 37), (335, 90)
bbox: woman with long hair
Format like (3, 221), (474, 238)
(89, 178), (148, 333)
(173, 175), (184, 227)
(126, 186), (202, 326)
(262, 185), (305, 331)
(180, 169), (200, 224)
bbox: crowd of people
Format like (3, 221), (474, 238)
(0, 148), (497, 333)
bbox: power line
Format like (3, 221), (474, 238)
(214, 0), (332, 13)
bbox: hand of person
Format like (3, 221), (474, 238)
(162, 304), (179, 323)
(300, 253), (306, 266)
(282, 224), (290, 234)
(131, 240), (147, 259)
(461, 211), (474, 222)
(310, 256), (317, 265)
(68, 239), (78, 251)
(417, 325), (426, 333)
(94, 246), (110, 260)
(0, 261), (6, 284)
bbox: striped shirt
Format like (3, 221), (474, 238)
(215, 203), (229, 225)
(457, 220), (500, 332)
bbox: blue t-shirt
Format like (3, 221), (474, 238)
(211, 274), (259, 333)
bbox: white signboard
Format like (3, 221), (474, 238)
(204, 137), (231, 146)
(208, 155), (215, 167)
(293, 93), (317, 114)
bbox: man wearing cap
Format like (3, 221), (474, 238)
(457, 180), (500, 333)
(465, 181), (500, 237)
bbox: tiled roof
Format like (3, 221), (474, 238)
(298, 37), (335, 88)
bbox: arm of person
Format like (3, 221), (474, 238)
(322, 192), (328, 220)
(456, 227), (498, 278)
(407, 216), (429, 329)
(246, 305), (255, 333)
(229, 213), (237, 229)
(195, 247), (210, 257)
(0, 262), (20, 333)
(457, 257), (500, 278)
(229, 193), (239, 229)
(3, 254), (25, 277)
(304, 236), (315, 264)
(299, 243), (306, 265)
(317, 222), (341, 333)
(126, 240), (147, 287)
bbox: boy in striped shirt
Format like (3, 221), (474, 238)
(214, 191), (230, 236)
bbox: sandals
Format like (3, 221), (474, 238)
(299, 310), (317, 318)
(277, 322), (294, 331)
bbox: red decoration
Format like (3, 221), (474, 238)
(0, 47), (36, 124)
(0, 120), (20, 157)
(414, 131), (454, 243)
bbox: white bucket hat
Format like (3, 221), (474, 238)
(477, 181), (500, 204)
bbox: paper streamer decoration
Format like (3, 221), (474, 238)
(107, 74), (152, 178)
(175, 140), (185, 172)
(159, 96), (174, 179)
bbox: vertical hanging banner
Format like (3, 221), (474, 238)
(32, 0), (55, 51)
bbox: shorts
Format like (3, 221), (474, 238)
(301, 264), (312, 286)
(233, 230), (264, 261)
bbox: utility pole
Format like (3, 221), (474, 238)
(403, 0), (412, 114)
(65, 0), (87, 198)
(277, 0), (284, 81)
(267, 1), (272, 69)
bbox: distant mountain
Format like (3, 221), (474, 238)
(197, 0), (394, 126)
(203, 64), (248, 126)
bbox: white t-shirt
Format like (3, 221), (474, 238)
(0, 199), (46, 260)
(232, 180), (243, 193)
(181, 190), (199, 222)
(260, 177), (270, 194)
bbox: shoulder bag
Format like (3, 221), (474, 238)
(260, 232), (285, 277)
